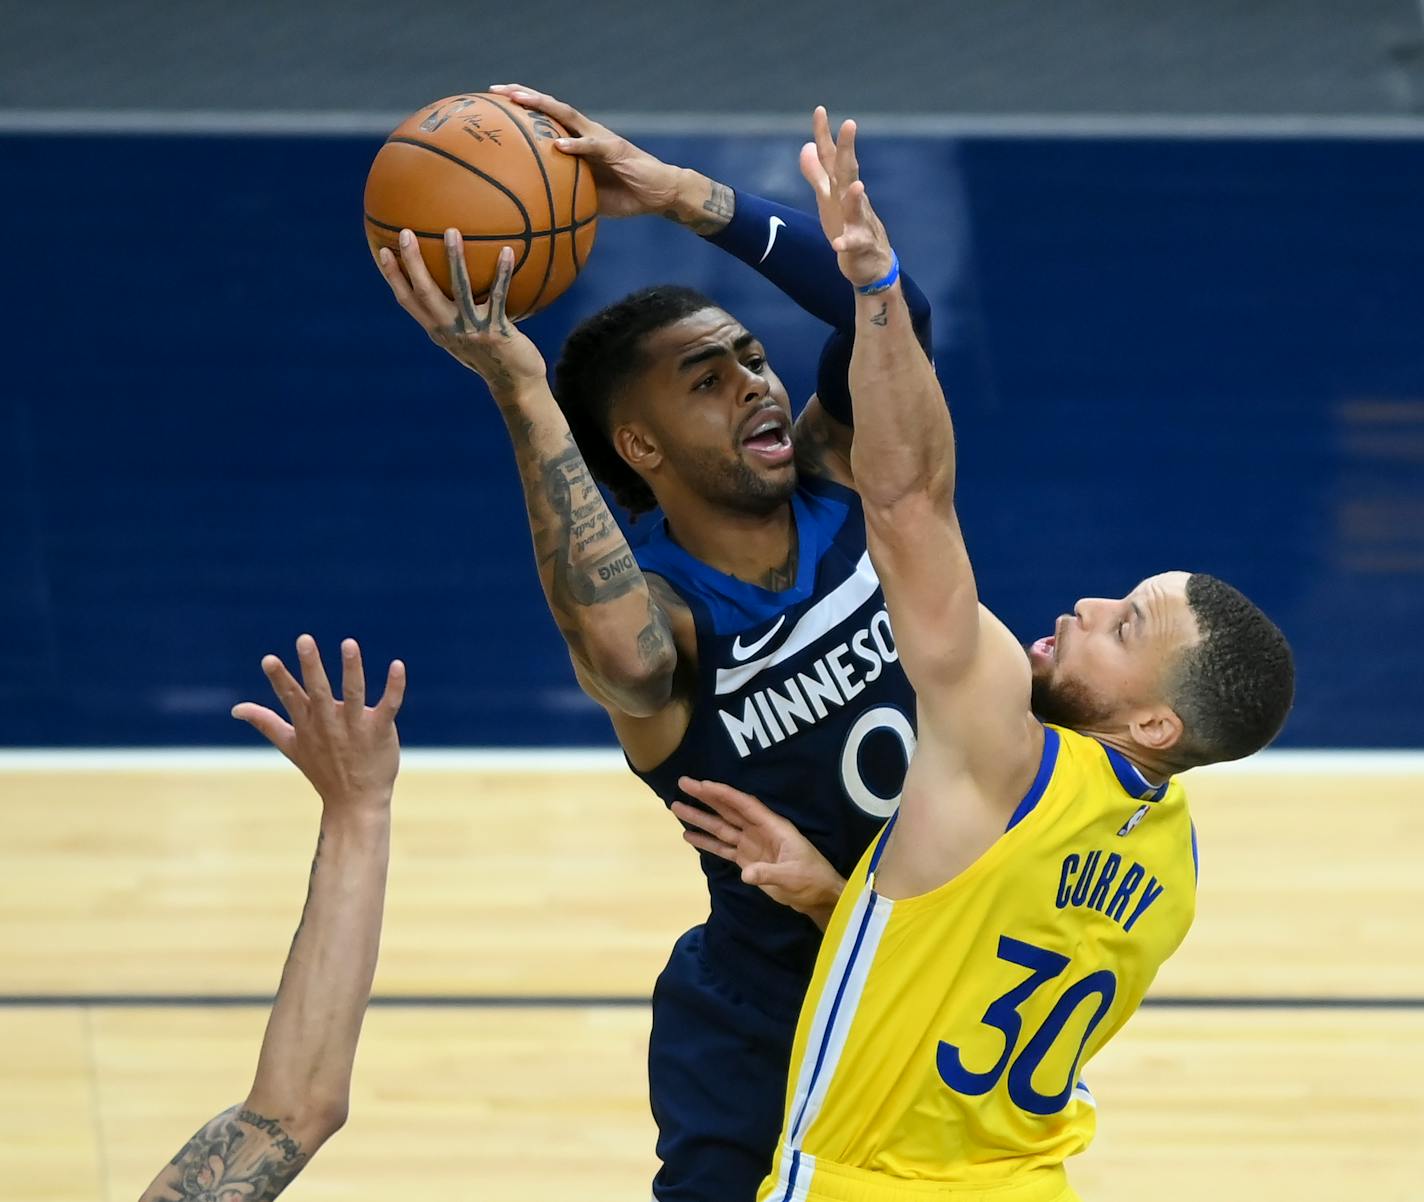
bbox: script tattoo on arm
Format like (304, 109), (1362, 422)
(497, 410), (678, 710)
(142, 1105), (307, 1202)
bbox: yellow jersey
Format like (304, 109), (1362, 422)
(759, 725), (1198, 1202)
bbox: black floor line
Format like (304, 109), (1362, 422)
(2, 993), (1420, 1010)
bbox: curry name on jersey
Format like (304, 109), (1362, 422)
(761, 724), (1199, 1200)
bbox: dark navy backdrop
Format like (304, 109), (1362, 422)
(3, 131), (1421, 746)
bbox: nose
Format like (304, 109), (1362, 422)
(1073, 598), (1111, 628)
(738, 364), (769, 405)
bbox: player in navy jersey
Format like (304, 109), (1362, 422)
(376, 89), (933, 1201)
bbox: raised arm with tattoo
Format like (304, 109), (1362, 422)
(377, 239), (677, 716)
(139, 636), (404, 1202)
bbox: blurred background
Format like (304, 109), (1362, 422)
(3, 4), (1423, 1201)
(3, 0), (1423, 748)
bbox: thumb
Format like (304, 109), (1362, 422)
(742, 863), (780, 888)
(232, 703), (296, 756)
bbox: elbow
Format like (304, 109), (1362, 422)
(581, 640), (677, 717)
(854, 459), (955, 516)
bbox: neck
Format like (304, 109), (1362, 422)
(659, 492), (798, 590)
(1083, 730), (1175, 786)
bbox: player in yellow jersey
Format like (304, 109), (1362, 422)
(675, 111), (1295, 1202)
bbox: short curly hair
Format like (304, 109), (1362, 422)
(552, 285), (720, 518)
(1170, 573), (1295, 766)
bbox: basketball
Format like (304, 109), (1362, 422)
(364, 93), (598, 320)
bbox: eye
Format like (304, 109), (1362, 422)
(745, 355), (766, 372)
(694, 372), (717, 391)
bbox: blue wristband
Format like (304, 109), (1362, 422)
(856, 250), (900, 295)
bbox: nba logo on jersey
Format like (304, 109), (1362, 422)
(1117, 803), (1151, 837)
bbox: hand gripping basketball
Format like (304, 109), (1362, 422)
(377, 232), (548, 397)
(798, 109), (895, 291)
(489, 83), (684, 220)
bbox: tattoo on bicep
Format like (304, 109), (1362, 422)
(635, 592), (674, 671)
(158, 1105), (307, 1201)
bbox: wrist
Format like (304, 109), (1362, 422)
(666, 169), (734, 235)
(319, 794), (392, 828)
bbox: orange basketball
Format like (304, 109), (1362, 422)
(364, 93), (598, 320)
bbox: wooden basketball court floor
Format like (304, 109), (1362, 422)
(2, 750), (1420, 1201)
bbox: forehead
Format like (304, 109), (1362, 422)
(1129, 572), (1198, 642)
(639, 308), (750, 366)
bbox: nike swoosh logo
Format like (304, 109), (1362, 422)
(731, 614), (787, 661)
(759, 216), (786, 264)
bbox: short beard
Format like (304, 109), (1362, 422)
(672, 444), (797, 516)
(1030, 669), (1114, 731)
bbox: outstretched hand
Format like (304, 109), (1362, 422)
(377, 232), (547, 397)
(233, 635), (405, 812)
(489, 84), (684, 220)
(673, 776), (846, 929)
(799, 107), (895, 290)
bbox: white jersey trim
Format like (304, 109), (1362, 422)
(715, 551), (881, 696)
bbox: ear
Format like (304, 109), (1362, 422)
(1128, 705), (1185, 754)
(615, 421), (662, 475)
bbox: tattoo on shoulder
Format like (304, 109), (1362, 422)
(156, 1105), (307, 1201)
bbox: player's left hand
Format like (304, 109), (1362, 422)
(377, 231), (548, 398)
(674, 777), (846, 928)
(489, 84), (683, 220)
(799, 109), (895, 291)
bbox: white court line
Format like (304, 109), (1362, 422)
(0, 747), (1419, 774)
(1, 110), (1423, 140)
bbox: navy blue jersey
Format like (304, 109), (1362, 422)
(634, 474), (918, 1016)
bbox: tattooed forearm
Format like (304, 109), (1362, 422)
(869, 301), (889, 327)
(540, 441), (649, 608)
(146, 1105), (307, 1202)
(663, 178), (735, 235)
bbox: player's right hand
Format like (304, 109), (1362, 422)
(378, 231), (549, 396)
(674, 777), (847, 929)
(489, 84), (684, 220)
(233, 635), (405, 814)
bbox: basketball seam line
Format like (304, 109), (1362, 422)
(477, 93), (559, 314)
(570, 155), (586, 275)
(376, 135), (535, 281)
(364, 212), (597, 242)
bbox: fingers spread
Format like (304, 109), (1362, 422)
(799, 142), (829, 195)
(377, 659), (407, 719)
(261, 653), (308, 719)
(376, 246), (421, 314)
(295, 633), (334, 703)
(671, 799), (740, 846)
(341, 638), (367, 716)
(812, 105), (835, 171)
(232, 703), (296, 756)
(398, 228), (457, 326)
(835, 119), (860, 187)
(445, 229), (482, 331)
(679, 776), (772, 827)
(682, 828), (738, 863)
(487, 246), (515, 327)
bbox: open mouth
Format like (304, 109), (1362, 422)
(739, 410), (794, 465)
(1030, 634), (1057, 663)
